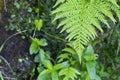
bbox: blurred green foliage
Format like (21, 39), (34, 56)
(5, 0), (120, 80)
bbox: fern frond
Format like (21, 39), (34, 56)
(59, 67), (80, 80)
(52, 0), (120, 62)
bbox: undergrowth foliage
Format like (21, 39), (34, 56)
(52, 0), (120, 62)
(2, 0), (120, 80)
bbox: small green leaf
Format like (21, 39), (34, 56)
(38, 19), (43, 30)
(40, 38), (48, 46)
(35, 19), (38, 27)
(28, 7), (32, 12)
(32, 38), (40, 44)
(84, 45), (98, 61)
(14, 1), (20, 9)
(11, 14), (16, 18)
(29, 38), (41, 54)
(34, 19), (43, 31)
(32, 38), (47, 46)
(84, 54), (98, 61)
(29, 42), (39, 54)
(34, 54), (40, 63)
(37, 65), (44, 73)
(85, 45), (94, 54)
(39, 49), (46, 63)
(43, 60), (53, 70)
(35, 8), (40, 13)
(37, 70), (50, 80)
(34, 48), (48, 63)
(40, 69), (50, 76)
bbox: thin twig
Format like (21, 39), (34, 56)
(0, 56), (14, 74)
(3, 30), (27, 47)
(0, 30), (27, 52)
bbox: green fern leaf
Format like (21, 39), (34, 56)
(52, 0), (120, 62)
(59, 67), (80, 80)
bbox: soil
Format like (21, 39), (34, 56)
(0, 5), (34, 80)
